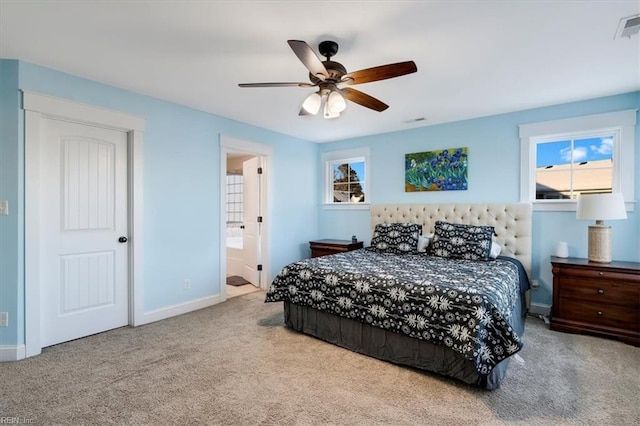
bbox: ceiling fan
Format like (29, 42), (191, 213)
(238, 40), (417, 119)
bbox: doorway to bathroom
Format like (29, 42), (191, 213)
(225, 153), (261, 298)
(220, 135), (272, 301)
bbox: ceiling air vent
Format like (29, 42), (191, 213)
(614, 14), (640, 39)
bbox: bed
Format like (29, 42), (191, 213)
(265, 203), (532, 389)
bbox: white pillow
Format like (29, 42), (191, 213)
(417, 233), (434, 252)
(490, 240), (502, 259)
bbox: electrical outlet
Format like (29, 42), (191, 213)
(531, 280), (540, 289)
(0, 312), (8, 327)
(0, 200), (8, 216)
(184, 279), (191, 289)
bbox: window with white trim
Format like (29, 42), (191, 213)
(226, 173), (243, 224)
(534, 132), (615, 200)
(520, 110), (636, 211)
(321, 147), (370, 209)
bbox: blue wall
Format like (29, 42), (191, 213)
(1, 57), (637, 348)
(0, 59), (319, 346)
(318, 92), (640, 308)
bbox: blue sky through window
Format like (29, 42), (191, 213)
(350, 162), (365, 181)
(333, 161), (364, 181)
(536, 137), (613, 167)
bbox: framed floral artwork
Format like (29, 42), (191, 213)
(405, 147), (468, 192)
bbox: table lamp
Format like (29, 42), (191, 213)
(576, 193), (627, 263)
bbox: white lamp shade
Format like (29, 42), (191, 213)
(323, 100), (340, 119)
(576, 193), (627, 221)
(302, 92), (322, 115)
(327, 91), (346, 114)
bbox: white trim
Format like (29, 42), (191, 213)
(529, 200), (636, 212)
(140, 295), (222, 325)
(23, 91), (145, 357)
(321, 147), (371, 206)
(129, 130), (145, 326)
(219, 135), (273, 295)
(529, 302), (552, 317)
(220, 135), (274, 157)
(519, 109), (637, 211)
(322, 203), (371, 210)
(22, 91), (145, 131)
(24, 110), (42, 358)
(0, 345), (26, 362)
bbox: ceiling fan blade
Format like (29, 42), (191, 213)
(342, 61), (417, 85)
(238, 82), (314, 88)
(339, 87), (389, 112)
(287, 40), (329, 80)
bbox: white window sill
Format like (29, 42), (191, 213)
(532, 200), (636, 212)
(322, 203), (371, 210)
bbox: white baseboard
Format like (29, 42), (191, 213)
(529, 302), (551, 317)
(0, 345), (26, 362)
(139, 294), (223, 326)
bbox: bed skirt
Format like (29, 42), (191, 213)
(283, 295), (526, 390)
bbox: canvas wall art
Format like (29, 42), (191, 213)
(405, 147), (468, 192)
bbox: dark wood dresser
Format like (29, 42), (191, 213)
(550, 256), (639, 346)
(309, 239), (364, 258)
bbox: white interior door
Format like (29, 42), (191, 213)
(40, 117), (129, 347)
(242, 156), (262, 286)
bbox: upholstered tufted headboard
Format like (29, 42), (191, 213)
(371, 203), (532, 274)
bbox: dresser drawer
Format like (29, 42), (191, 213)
(559, 298), (640, 330)
(558, 278), (639, 307)
(556, 266), (639, 283)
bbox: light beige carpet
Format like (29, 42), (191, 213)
(1, 291), (638, 425)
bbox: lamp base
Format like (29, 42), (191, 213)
(587, 224), (611, 263)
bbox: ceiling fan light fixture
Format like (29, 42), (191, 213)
(328, 91), (346, 114)
(239, 39), (417, 118)
(302, 92), (322, 114)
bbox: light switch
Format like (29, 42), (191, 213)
(0, 200), (7, 216)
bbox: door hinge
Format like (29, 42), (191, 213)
(257, 167), (263, 174)
(257, 264), (263, 271)
(257, 216), (262, 223)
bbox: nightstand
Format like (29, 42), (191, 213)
(309, 239), (364, 258)
(550, 256), (639, 346)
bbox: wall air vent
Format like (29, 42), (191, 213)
(614, 14), (640, 39)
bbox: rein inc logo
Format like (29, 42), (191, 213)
(0, 418), (34, 424)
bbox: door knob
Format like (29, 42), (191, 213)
(118, 236), (128, 243)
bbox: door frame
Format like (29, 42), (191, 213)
(24, 91), (145, 358)
(219, 135), (272, 299)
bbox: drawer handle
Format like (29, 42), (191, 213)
(598, 272), (604, 276)
(597, 289), (604, 294)
(597, 311), (603, 316)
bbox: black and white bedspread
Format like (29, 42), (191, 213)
(265, 249), (528, 374)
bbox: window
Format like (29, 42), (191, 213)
(520, 110), (636, 211)
(331, 160), (365, 203)
(322, 147), (370, 209)
(226, 173), (243, 223)
(535, 133), (614, 200)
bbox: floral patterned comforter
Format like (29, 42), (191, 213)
(265, 249), (527, 374)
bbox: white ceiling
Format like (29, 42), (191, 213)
(1, 1), (638, 143)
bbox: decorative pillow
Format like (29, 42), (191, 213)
(428, 221), (495, 260)
(417, 233), (434, 253)
(490, 240), (502, 259)
(370, 223), (422, 254)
